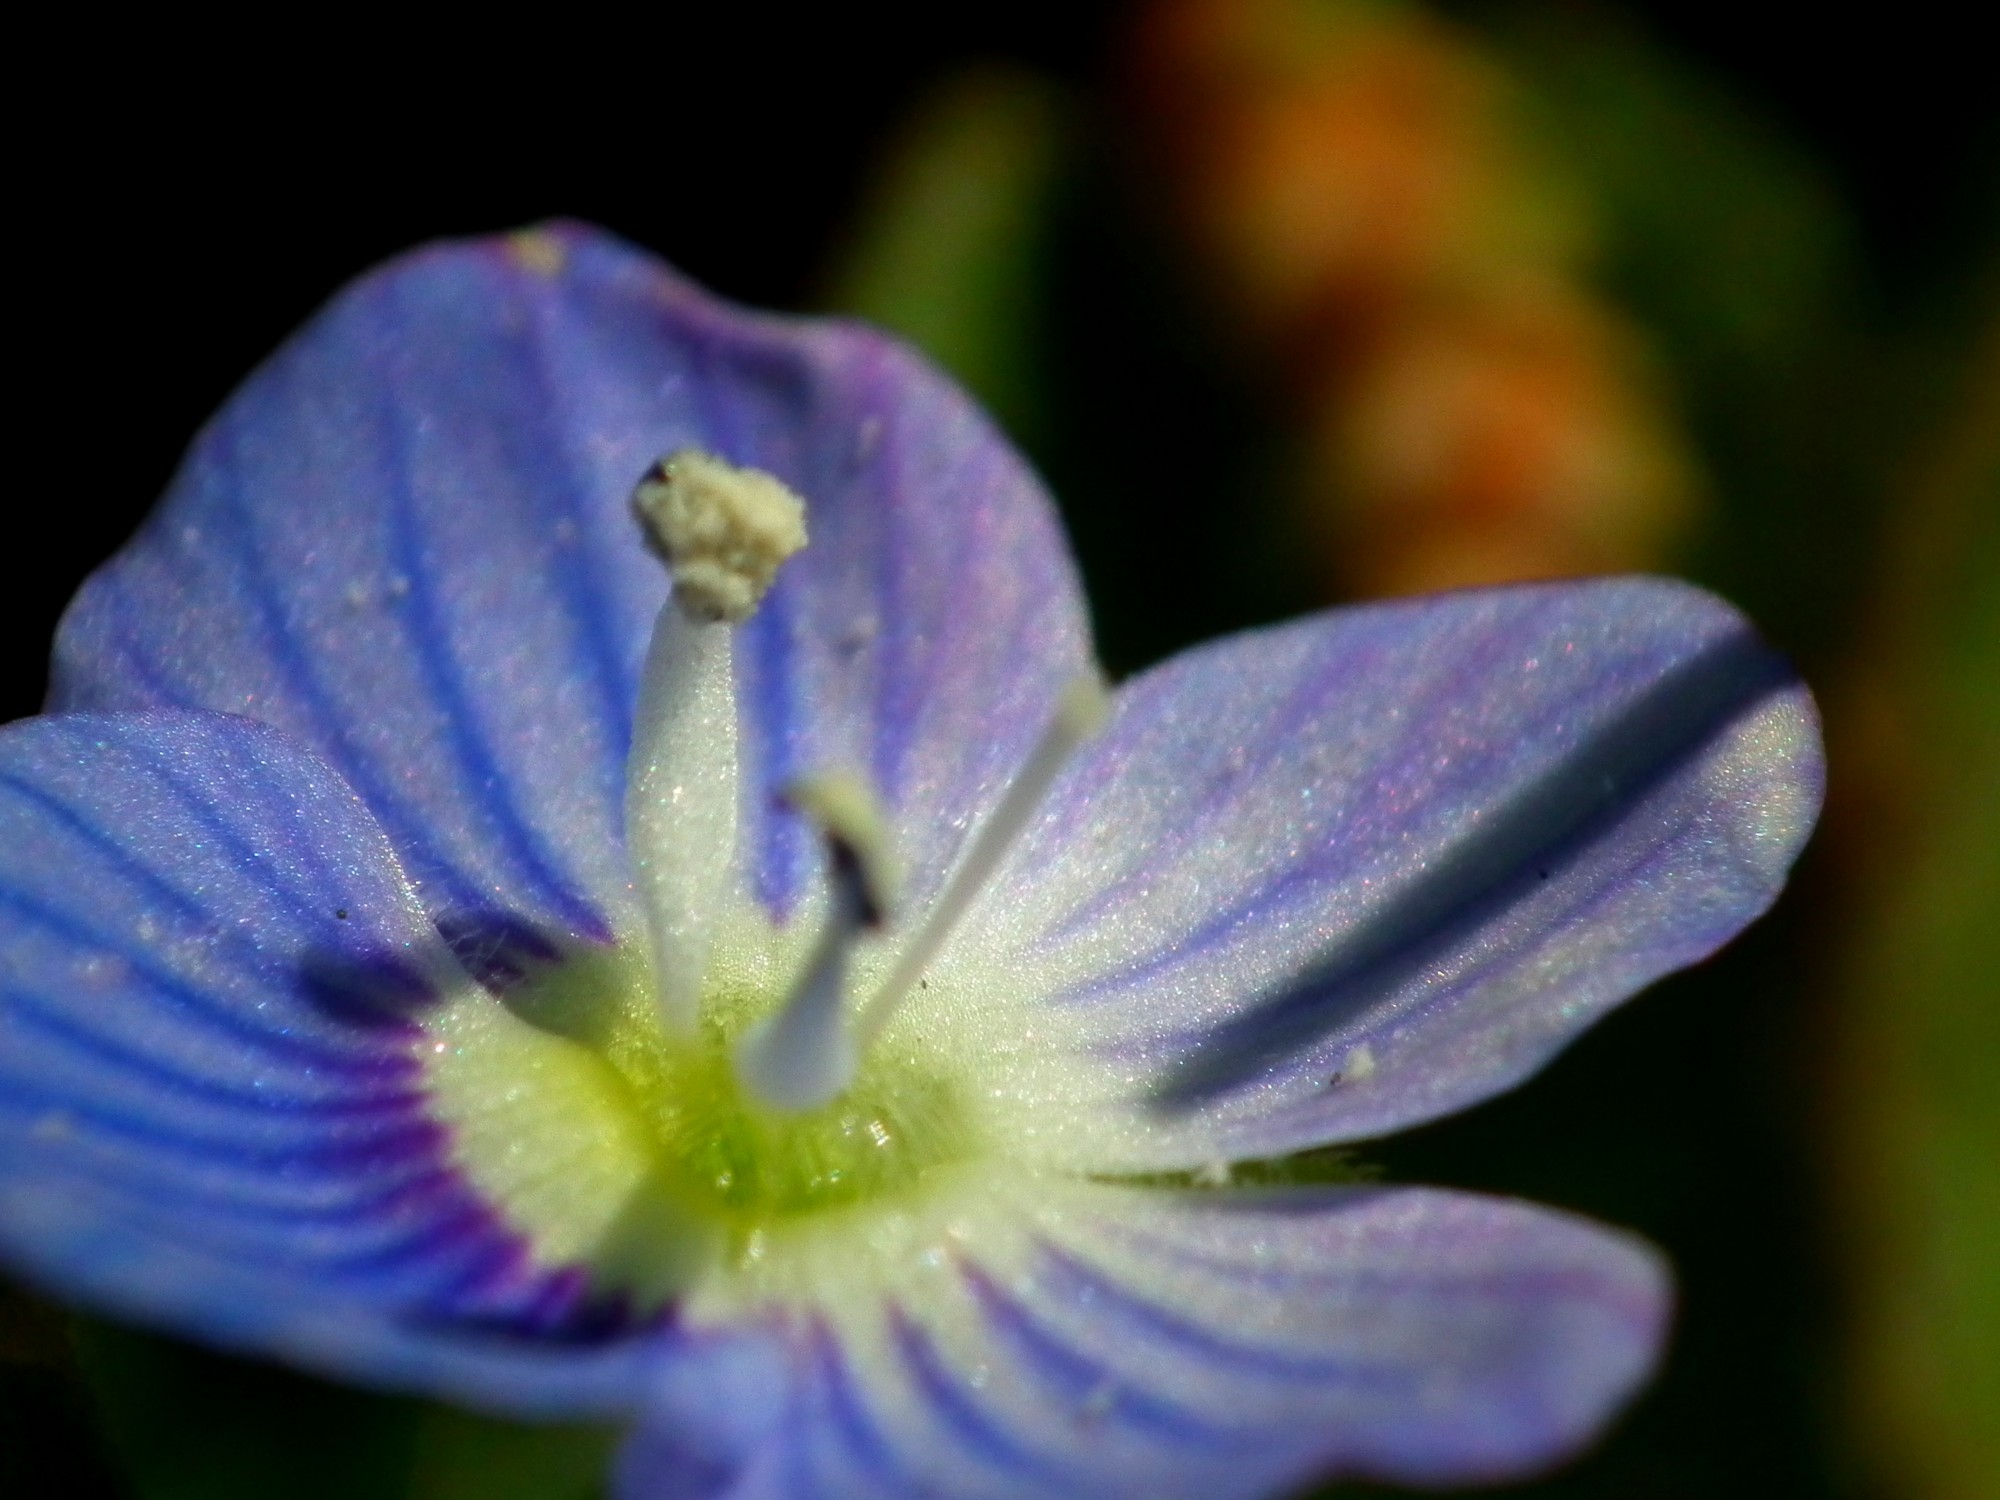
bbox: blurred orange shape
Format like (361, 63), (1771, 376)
(1136, 0), (1584, 335)
(1316, 284), (1696, 593)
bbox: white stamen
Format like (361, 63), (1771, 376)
(625, 450), (807, 1032)
(784, 773), (899, 925)
(735, 773), (896, 1112)
(855, 673), (1110, 1047)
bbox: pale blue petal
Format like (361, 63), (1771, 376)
(53, 224), (1091, 938)
(935, 578), (1822, 1166)
(611, 1333), (796, 1500)
(712, 317), (1092, 922)
(0, 711), (654, 1414)
(618, 1178), (1666, 1497)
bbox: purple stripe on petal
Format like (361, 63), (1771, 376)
(0, 991), (422, 1120)
(1151, 630), (1790, 1098)
(368, 396), (604, 933)
(885, 1302), (1082, 1496)
(953, 1255), (1247, 1452)
(947, 578), (1821, 1165)
(171, 409), (529, 921)
(723, 318), (1094, 921)
(613, 1326), (798, 1500)
(3, 1165), (658, 1417)
(695, 1178), (1668, 1498)
(0, 710), (654, 1413)
(0, 891), (404, 1071)
(384, 263), (647, 769)
(1038, 1184), (1667, 1490)
(1028, 1240), (1404, 1388)
(56, 224), (1091, 941)
(805, 1317), (923, 1496)
(742, 582), (815, 919)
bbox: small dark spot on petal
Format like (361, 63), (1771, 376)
(336, 909), (349, 920)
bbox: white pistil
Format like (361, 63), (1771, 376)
(626, 449), (806, 1033)
(854, 673), (1110, 1048)
(735, 774), (897, 1113)
(625, 609), (737, 1034)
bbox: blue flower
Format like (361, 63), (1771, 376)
(0, 224), (1821, 1497)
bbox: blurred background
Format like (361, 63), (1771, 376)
(5, 3), (1994, 1495)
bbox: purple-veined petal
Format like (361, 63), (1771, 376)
(611, 1333), (797, 1500)
(53, 223), (1091, 939)
(926, 578), (1821, 1167)
(622, 1174), (1665, 1498)
(0, 710), (657, 1414)
(708, 317), (1092, 923)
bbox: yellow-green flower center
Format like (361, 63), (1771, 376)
(422, 934), (979, 1307)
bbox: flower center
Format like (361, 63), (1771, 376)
(624, 449), (1105, 1114)
(420, 451), (1101, 1308)
(422, 927), (980, 1310)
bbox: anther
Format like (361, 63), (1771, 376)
(633, 449), (807, 623)
(735, 773), (897, 1113)
(855, 672), (1110, 1047)
(783, 774), (898, 928)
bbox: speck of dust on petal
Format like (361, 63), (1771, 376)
(507, 229), (568, 277)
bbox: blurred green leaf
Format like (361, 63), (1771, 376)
(74, 1323), (616, 1500)
(76, 1323), (419, 1499)
(823, 65), (1070, 447)
(1466, 0), (1855, 387)
(1838, 291), (2000, 1500)
(408, 1402), (615, 1500)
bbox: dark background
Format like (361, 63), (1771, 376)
(6, 4), (1995, 1496)
(11, 1), (1993, 728)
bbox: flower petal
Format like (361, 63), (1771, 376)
(0, 710), (654, 1414)
(54, 223), (1091, 937)
(611, 1333), (797, 1500)
(718, 328), (1093, 924)
(931, 578), (1821, 1166)
(629, 1174), (1665, 1497)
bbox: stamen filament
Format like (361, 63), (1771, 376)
(732, 865), (865, 1113)
(854, 673), (1110, 1047)
(735, 774), (896, 1112)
